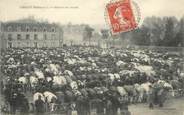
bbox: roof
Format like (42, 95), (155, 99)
(1, 18), (62, 32)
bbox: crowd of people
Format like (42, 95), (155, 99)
(0, 46), (183, 115)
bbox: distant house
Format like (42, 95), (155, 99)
(1, 18), (63, 48)
(63, 23), (101, 46)
(63, 23), (86, 45)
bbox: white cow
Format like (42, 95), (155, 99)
(141, 82), (152, 93)
(53, 76), (67, 86)
(108, 73), (115, 81)
(18, 77), (27, 84)
(49, 64), (59, 74)
(64, 70), (74, 76)
(43, 91), (57, 103)
(117, 86), (127, 96)
(46, 77), (52, 82)
(70, 81), (78, 90)
(35, 70), (44, 79)
(134, 84), (146, 102)
(33, 92), (45, 102)
(116, 60), (126, 67)
(30, 76), (39, 88)
(114, 73), (120, 79)
(135, 65), (155, 76)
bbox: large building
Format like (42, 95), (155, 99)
(1, 18), (63, 48)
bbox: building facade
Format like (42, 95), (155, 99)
(1, 19), (63, 48)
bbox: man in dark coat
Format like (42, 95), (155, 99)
(9, 93), (18, 114)
(96, 97), (104, 115)
(35, 95), (45, 114)
(105, 99), (113, 115)
(148, 85), (155, 109)
(111, 92), (120, 115)
(76, 96), (84, 115)
(20, 97), (29, 114)
(119, 96), (131, 115)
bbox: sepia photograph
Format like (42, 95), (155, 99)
(0, 0), (184, 115)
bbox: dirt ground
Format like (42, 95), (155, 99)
(1, 74), (184, 115)
(1, 95), (184, 115)
(129, 97), (184, 115)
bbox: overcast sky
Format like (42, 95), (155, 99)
(0, 0), (184, 26)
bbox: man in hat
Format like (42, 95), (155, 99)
(105, 99), (113, 115)
(9, 93), (18, 114)
(76, 95), (84, 115)
(35, 95), (45, 114)
(111, 92), (120, 115)
(96, 96), (105, 115)
(20, 96), (29, 114)
(148, 85), (154, 109)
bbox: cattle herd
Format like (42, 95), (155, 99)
(0, 46), (184, 115)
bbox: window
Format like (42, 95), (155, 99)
(27, 42), (29, 47)
(43, 42), (46, 47)
(34, 34), (38, 40)
(34, 42), (38, 48)
(33, 28), (37, 32)
(17, 34), (21, 40)
(44, 34), (47, 40)
(8, 42), (12, 48)
(8, 26), (12, 31)
(26, 27), (29, 32)
(52, 42), (54, 47)
(26, 34), (30, 40)
(51, 28), (55, 32)
(8, 34), (12, 41)
(17, 42), (20, 47)
(43, 28), (47, 32)
(51, 34), (55, 39)
(17, 27), (21, 31)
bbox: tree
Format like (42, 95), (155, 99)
(131, 26), (150, 46)
(175, 17), (184, 47)
(141, 17), (165, 46)
(119, 16), (181, 47)
(83, 25), (94, 45)
(163, 17), (176, 46)
(100, 29), (109, 39)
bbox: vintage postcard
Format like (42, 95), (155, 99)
(0, 0), (184, 115)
